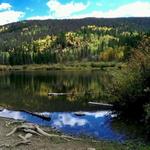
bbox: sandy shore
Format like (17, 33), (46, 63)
(1, 116), (149, 150)
(0, 117), (126, 150)
(0, 117), (97, 150)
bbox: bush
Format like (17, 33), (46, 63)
(100, 47), (124, 61)
(111, 36), (150, 124)
(90, 62), (117, 69)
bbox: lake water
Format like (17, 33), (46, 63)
(0, 70), (113, 112)
(0, 71), (144, 142)
(0, 109), (126, 142)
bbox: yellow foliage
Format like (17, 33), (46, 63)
(65, 32), (83, 47)
(87, 25), (112, 32)
(0, 26), (8, 32)
(100, 47), (124, 61)
(33, 35), (56, 52)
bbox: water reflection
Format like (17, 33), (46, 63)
(0, 71), (113, 112)
(0, 109), (125, 142)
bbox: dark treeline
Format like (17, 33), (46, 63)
(0, 17), (150, 65)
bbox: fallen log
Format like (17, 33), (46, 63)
(18, 133), (33, 141)
(6, 123), (81, 141)
(3, 126), (33, 148)
(48, 92), (72, 96)
(35, 125), (81, 141)
(6, 123), (36, 136)
(6, 127), (18, 136)
(23, 128), (41, 136)
(20, 110), (51, 121)
(74, 112), (85, 117)
(88, 102), (113, 109)
(0, 107), (51, 121)
(13, 139), (31, 147)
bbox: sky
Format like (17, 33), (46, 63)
(0, 0), (150, 25)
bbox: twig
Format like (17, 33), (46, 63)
(21, 110), (51, 121)
(18, 134), (27, 141)
(6, 122), (82, 146)
(23, 129), (41, 136)
(0, 144), (10, 148)
(13, 140), (31, 147)
(36, 126), (81, 141)
(25, 133), (33, 139)
(6, 127), (18, 136)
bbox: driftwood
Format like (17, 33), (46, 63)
(35, 125), (79, 140)
(19, 133), (33, 140)
(0, 130), (33, 148)
(74, 112), (85, 117)
(5, 120), (25, 127)
(0, 144), (10, 148)
(88, 102), (113, 109)
(2, 122), (82, 148)
(48, 92), (100, 97)
(0, 139), (31, 148)
(6, 124), (36, 136)
(6, 123), (81, 141)
(15, 133), (32, 146)
(11, 133), (32, 147)
(0, 106), (51, 121)
(20, 110), (51, 121)
(48, 92), (72, 96)
(13, 139), (31, 147)
(6, 127), (18, 136)
(23, 128), (41, 136)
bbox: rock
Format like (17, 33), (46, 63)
(87, 148), (96, 150)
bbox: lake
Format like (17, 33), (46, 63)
(0, 70), (113, 112)
(0, 71), (145, 141)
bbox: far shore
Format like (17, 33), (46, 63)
(0, 62), (124, 71)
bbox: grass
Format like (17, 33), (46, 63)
(0, 61), (123, 71)
(93, 141), (150, 150)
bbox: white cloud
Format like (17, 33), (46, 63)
(0, 3), (24, 25)
(28, 0), (89, 20)
(28, 1), (150, 20)
(0, 10), (24, 25)
(53, 113), (88, 127)
(105, 1), (150, 18)
(0, 109), (24, 120)
(28, 15), (51, 20)
(72, 1), (150, 18)
(46, 0), (89, 18)
(84, 111), (111, 118)
(0, 3), (11, 10)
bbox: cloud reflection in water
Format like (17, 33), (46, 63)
(0, 109), (125, 141)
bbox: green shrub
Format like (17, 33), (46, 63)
(111, 36), (150, 127)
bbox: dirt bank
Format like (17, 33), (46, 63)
(0, 117), (131, 150)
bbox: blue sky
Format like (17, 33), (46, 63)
(0, 0), (150, 25)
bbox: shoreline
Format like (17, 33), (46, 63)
(0, 116), (123, 150)
(0, 62), (123, 71)
(0, 116), (149, 150)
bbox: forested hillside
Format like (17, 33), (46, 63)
(0, 17), (150, 65)
(0, 17), (150, 142)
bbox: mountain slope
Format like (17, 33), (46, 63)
(1, 17), (150, 35)
(0, 17), (150, 65)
